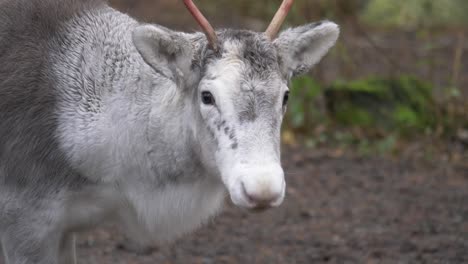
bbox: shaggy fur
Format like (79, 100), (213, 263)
(0, 0), (339, 263)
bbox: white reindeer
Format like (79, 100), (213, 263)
(0, 0), (339, 263)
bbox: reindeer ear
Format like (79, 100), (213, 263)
(274, 21), (339, 78)
(133, 25), (194, 80)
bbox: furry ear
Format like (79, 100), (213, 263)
(274, 21), (339, 78)
(133, 25), (194, 80)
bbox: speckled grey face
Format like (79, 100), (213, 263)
(134, 21), (339, 209)
(194, 23), (339, 209)
(196, 33), (287, 209)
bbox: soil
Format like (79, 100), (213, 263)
(2, 147), (467, 264)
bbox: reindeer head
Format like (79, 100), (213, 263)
(132, 0), (339, 210)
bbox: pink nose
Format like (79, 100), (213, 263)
(241, 182), (282, 210)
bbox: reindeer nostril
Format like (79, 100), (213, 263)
(241, 182), (255, 204)
(241, 181), (278, 208)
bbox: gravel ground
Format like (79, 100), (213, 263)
(2, 147), (467, 263)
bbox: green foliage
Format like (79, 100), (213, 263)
(286, 76), (323, 130)
(282, 75), (465, 155)
(376, 134), (397, 154)
(334, 105), (373, 126)
(202, 0), (354, 27)
(362, 0), (468, 29)
(284, 75), (439, 136)
(325, 75), (436, 134)
(354, 134), (397, 156)
(203, 0), (468, 29)
(393, 106), (422, 128)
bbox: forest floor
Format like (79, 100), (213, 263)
(2, 147), (467, 264)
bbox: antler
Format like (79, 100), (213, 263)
(183, 0), (218, 51)
(265, 0), (295, 40)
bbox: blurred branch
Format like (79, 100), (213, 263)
(451, 30), (465, 90)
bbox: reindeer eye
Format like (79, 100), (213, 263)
(201, 91), (215, 105)
(282, 91), (289, 106)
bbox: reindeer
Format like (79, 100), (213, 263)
(0, 0), (339, 263)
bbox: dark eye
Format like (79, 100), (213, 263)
(201, 91), (215, 105)
(282, 91), (289, 106)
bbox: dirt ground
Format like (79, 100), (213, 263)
(1, 147), (467, 264)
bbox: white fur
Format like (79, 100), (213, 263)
(57, 86), (226, 243)
(49, 13), (339, 249)
(122, 179), (225, 242)
(274, 21), (340, 76)
(198, 40), (287, 208)
(0, 1), (340, 262)
(60, 180), (225, 244)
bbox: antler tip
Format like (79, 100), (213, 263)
(183, 0), (218, 51)
(265, 0), (295, 40)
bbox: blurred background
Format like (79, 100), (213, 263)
(108, 0), (468, 162)
(73, 1), (468, 263)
